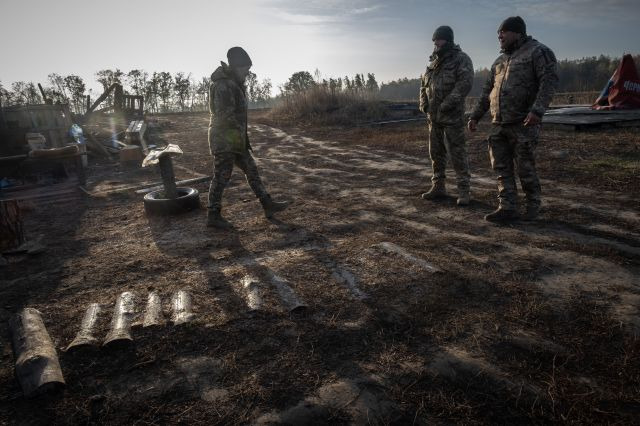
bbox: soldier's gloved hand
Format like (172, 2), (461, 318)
(467, 119), (478, 132)
(523, 112), (541, 127)
(439, 101), (453, 112)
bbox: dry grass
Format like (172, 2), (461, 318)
(268, 86), (389, 126)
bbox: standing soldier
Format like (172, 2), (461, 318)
(207, 47), (289, 228)
(468, 17), (558, 222)
(419, 26), (474, 205)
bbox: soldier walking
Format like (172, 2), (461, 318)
(207, 47), (289, 228)
(468, 17), (558, 222)
(420, 26), (474, 205)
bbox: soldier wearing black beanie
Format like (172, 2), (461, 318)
(432, 25), (454, 43)
(498, 16), (526, 35)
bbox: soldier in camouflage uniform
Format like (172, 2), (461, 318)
(468, 16), (558, 222)
(207, 47), (289, 228)
(419, 26), (474, 205)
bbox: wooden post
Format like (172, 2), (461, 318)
(158, 155), (177, 199)
(113, 84), (123, 113)
(0, 96), (6, 129)
(0, 200), (25, 253)
(10, 308), (66, 397)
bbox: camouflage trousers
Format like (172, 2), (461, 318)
(428, 122), (470, 191)
(207, 151), (269, 211)
(487, 124), (541, 210)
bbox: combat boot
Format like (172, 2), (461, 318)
(484, 207), (519, 223)
(206, 209), (232, 229)
(522, 204), (540, 221)
(456, 188), (470, 206)
(421, 181), (447, 200)
(261, 197), (290, 218)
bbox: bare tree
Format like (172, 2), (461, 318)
(63, 75), (86, 113)
(173, 72), (191, 111)
(95, 69), (124, 108)
(156, 72), (173, 112)
(126, 69), (148, 96)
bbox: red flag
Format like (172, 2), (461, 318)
(593, 54), (640, 110)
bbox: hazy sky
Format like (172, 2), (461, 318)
(1, 0), (639, 94)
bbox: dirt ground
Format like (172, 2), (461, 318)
(1, 112), (639, 424)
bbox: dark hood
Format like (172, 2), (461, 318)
(211, 62), (232, 82)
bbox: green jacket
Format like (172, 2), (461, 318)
(470, 37), (558, 124)
(419, 44), (474, 126)
(208, 62), (249, 154)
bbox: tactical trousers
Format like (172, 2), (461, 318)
(487, 124), (541, 210)
(429, 122), (470, 191)
(207, 151), (269, 211)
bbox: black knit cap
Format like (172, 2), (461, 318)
(499, 16), (526, 35)
(432, 26), (454, 42)
(227, 47), (252, 68)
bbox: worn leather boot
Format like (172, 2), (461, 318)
(206, 209), (232, 229)
(261, 197), (290, 218)
(522, 204), (540, 221)
(484, 207), (519, 223)
(421, 181), (447, 200)
(456, 188), (470, 206)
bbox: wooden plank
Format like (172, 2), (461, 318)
(86, 83), (117, 114)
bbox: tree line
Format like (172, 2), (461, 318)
(0, 69), (273, 113)
(1, 55), (638, 111)
(280, 70), (379, 96)
(379, 54), (640, 101)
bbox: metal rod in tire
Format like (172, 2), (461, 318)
(158, 155), (178, 199)
(66, 303), (101, 352)
(10, 308), (65, 397)
(103, 292), (136, 348)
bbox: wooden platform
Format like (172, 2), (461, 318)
(543, 106), (640, 130)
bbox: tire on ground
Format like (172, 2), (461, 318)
(143, 187), (200, 215)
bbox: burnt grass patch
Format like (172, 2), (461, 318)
(1, 112), (639, 424)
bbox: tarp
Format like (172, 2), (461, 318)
(593, 54), (640, 110)
(142, 144), (183, 167)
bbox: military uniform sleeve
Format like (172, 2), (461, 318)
(470, 64), (495, 121)
(213, 82), (242, 129)
(440, 53), (474, 111)
(419, 73), (428, 114)
(530, 45), (559, 118)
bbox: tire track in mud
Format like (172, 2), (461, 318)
(251, 123), (640, 331)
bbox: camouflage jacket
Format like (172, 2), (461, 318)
(208, 62), (249, 154)
(419, 44), (474, 125)
(470, 37), (558, 124)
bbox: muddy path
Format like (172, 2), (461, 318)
(1, 113), (638, 424)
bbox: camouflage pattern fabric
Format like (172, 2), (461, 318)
(487, 124), (541, 210)
(419, 43), (473, 188)
(208, 62), (249, 154)
(470, 36), (558, 124)
(207, 151), (269, 211)
(429, 122), (470, 190)
(419, 44), (474, 126)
